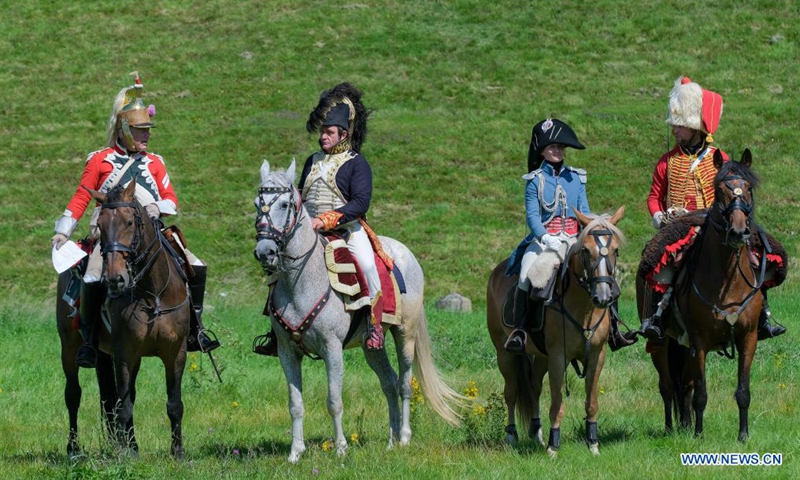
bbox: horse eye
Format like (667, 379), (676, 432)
(127, 220), (134, 227)
(280, 201), (289, 210)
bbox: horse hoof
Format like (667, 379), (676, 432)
(336, 442), (348, 457)
(738, 432), (749, 442)
(288, 444), (306, 463)
(399, 429), (412, 446)
(588, 443), (600, 456)
(547, 447), (558, 459)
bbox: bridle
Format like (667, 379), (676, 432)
(254, 183), (309, 274)
(573, 228), (620, 299)
(708, 174), (754, 246)
(100, 201), (163, 290)
(99, 200), (189, 317)
(553, 225), (620, 380)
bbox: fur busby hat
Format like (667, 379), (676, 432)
(667, 76), (723, 143)
(106, 71), (156, 149)
(306, 82), (369, 152)
(527, 118), (585, 172)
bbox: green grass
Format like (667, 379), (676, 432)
(1, 0), (799, 477)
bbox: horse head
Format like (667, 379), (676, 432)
(711, 149), (758, 247)
(86, 180), (147, 294)
(572, 206), (625, 308)
(253, 159), (304, 273)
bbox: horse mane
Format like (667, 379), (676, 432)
(715, 160), (759, 190)
(575, 213), (626, 247)
(105, 184), (127, 203)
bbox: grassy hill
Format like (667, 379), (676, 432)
(1, 0), (798, 477)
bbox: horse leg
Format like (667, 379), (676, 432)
(95, 351), (117, 441)
(529, 355), (547, 447)
(391, 327), (414, 445)
(279, 347), (306, 463)
(650, 345), (673, 433)
(164, 348), (187, 458)
(496, 345), (520, 447)
(364, 345), (401, 449)
(61, 345), (82, 459)
(583, 347), (606, 456)
(323, 342), (350, 456)
(114, 355), (141, 455)
(546, 355), (567, 458)
(689, 348), (707, 437)
(735, 331), (757, 442)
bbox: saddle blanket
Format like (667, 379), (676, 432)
(323, 237), (401, 325)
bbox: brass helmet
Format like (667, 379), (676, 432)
(106, 71), (156, 151)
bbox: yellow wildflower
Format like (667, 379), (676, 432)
(463, 381), (479, 399)
(472, 405), (486, 416)
(410, 377), (424, 411)
(322, 439), (333, 452)
(599, 387), (605, 395)
(350, 433), (359, 444)
(189, 363), (199, 372)
(232, 401), (239, 408)
(779, 383), (787, 389)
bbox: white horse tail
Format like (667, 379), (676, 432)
(412, 311), (466, 427)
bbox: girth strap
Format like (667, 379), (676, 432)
(270, 285), (332, 360)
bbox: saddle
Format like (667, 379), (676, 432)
(321, 233), (402, 326)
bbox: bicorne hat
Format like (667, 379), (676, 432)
(306, 83), (369, 152)
(527, 118), (585, 172)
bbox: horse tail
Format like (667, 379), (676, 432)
(412, 310), (466, 427)
(512, 353), (536, 435)
(668, 339), (689, 423)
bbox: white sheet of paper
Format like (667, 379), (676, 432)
(52, 241), (88, 274)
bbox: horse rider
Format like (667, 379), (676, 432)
(639, 76), (787, 343)
(51, 72), (220, 368)
(254, 82), (389, 356)
(504, 118), (637, 354)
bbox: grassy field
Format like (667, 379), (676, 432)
(1, 0), (798, 477)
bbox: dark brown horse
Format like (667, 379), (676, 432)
(639, 149), (763, 441)
(56, 180), (192, 457)
(487, 207), (625, 457)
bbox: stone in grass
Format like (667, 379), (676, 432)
(435, 293), (472, 313)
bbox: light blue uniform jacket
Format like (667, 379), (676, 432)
(506, 162), (590, 276)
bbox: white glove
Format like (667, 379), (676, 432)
(540, 234), (562, 251)
(145, 203), (161, 219)
(652, 211), (665, 229)
(52, 233), (68, 250)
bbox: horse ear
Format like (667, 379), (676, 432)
(122, 180), (136, 200)
(286, 158), (297, 184)
(610, 205), (625, 225)
(260, 160), (271, 184)
(740, 148), (752, 168)
(573, 207), (592, 228)
(83, 186), (106, 204)
(713, 148), (725, 170)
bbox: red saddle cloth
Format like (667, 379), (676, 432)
(324, 233), (397, 317)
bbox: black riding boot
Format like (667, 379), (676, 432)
(639, 290), (666, 343)
(187, 265), (221, 353)
(504, 287), (529, 354)
(757, 291), (786, 341)
(75, 281), (104, 368)
(608, 300), (637, 351)
(253, 329), (278, 356)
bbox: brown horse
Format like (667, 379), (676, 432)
(487, 207), (625, 457)
(639, 149), (764, 441)
(56, 180), (192, 458)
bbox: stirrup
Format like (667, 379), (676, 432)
(75, 344), (97, 369)
(364, 324), (385, 351)
(252, 331), (278, 357)
(504, 329), (528, 354)
(188, 329), (220, 353)
(758, 320), (787, 341)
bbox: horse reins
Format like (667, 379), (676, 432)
(553, 227), (619, 383)
(100, 201), (190, 318)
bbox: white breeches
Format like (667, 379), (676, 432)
(83, 232), (202, 284)
(345, 223), (381, 299)
(518, 232), (575, 291)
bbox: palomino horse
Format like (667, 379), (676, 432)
(56, 180), (192, 457)
(253, 160), (463, 463)
(487, 207), (625, 457)
(638, 149), (764, 441)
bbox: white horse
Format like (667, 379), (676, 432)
(253, 160), (463, 463)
